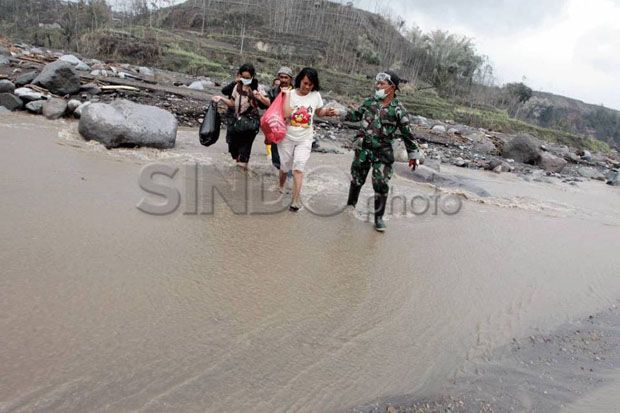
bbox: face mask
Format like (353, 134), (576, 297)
(241, 78), (252, 86)
(375, 89), (387, 99)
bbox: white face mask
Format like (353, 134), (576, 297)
(375, 89), (387, 99)
(241, 78), (252, 86)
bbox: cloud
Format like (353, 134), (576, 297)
(575, 27), (620, 75)
(353, 0), (568, 35)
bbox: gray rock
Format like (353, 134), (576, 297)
(454, 157), (469, 167)
(607, 171), (620, 186)
(0, 93), (24, 111)
(502, 133), (542, 164)
(322, 100), (347, 116)
(394, 164), (491, 197)
(473, 138), (496, 155)
(412, 115), (429, 126)
(488, 158), (513, 173)
(564, 152), (581, 163)
(0, 106), (10, 115)
(15, 71), (38, 87)
(0, 46), (9, 56)
(392, 140), (409, 163)
(90, 69), (111, 77)
(73, 101), (91, 118)
(85, 59), (103, 66)
(0, 55), (9, 65)
(78, 99), (177, 149)
(538, 152), (567, 173)
(188, 81), (205, 91)
(0, 79), (15, 93)
(42, 98), (67, 119)
(59, 54), (83, 66)
(580, 150), (593, 162)
(25, 100), (45, 114)
(33, 60), (81, 95)
(577, 166), (606, 181)
(431, 125), (447, 134)
(13, 87), (44, 102)
(67, 99), (82, 113)
(138, 66), (154, 77)
(74, 62), (91, 71)
(80, 83), (101, 95)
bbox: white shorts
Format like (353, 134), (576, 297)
(277, 138), (313, 172)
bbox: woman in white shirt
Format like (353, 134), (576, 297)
(279, 67), (338, 211)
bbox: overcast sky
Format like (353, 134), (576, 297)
(351, 0), (620, 110)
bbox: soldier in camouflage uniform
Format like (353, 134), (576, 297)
(342, 70), (420, 232)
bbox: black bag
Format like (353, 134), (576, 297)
(199, 101), (221, 146)
(229, 91), (260, 134)
(229, 113), (260, 134)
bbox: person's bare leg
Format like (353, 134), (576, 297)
(291, 170), (304, 206)
(279, 170), (287, 192)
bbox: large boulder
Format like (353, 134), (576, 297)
(0, 79), (15, 93)
(78, 99), (177, 149)
(42, 98), (68, 119)
(33, 60), (81, 95)
(538, 152), (567, 173)
(501, 133), (542, 164)
(0, 93), (23, 111)
(607, 171), (620, 186)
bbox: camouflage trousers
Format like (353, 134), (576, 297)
(350, 148), (393, 196)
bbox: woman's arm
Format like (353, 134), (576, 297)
(282, 89), (292, 119)
(212, 95), (235, 108)
(316, 107), (338, 117)
(252, 89), (271, 108)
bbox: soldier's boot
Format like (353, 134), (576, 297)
(347, 183), (363, 207)
(374, 194), (388, 232)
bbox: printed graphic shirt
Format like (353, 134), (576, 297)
(286, 90), (324, 142)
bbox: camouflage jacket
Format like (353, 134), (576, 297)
(345, 97), (420, 161)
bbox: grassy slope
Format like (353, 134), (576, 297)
(4, 16), (611, 153)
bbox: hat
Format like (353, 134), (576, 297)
(383, 70), (400, 90)
(277, 66), (293, 78)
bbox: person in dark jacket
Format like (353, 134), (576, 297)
(213, 63), (269, 169)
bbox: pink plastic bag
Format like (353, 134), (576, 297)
(260, 92), (287, 144)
